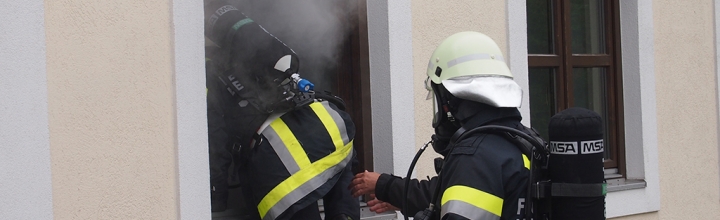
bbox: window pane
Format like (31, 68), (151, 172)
(570, 0), (605, 54)
(529, 68), (556, 141)
(572, 67), (610, 159)
(527, 0), (554, 54)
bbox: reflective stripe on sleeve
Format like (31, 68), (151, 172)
(258, 141), (354, 220)
(309, 102), (348, 149)
(441, 200), (500, 220)
(522, 154), (530, 170)
(441, 185), (503, 219)
(262, 118), (312, 174)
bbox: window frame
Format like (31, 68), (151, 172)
(527, 0), (625, 172)
(334, 0), (374, 173)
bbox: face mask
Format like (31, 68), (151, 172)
(427, 77), (460, 154)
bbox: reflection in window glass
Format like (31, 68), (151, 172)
(570, 0), (605, 54)
(572, 67), (610, 159)
(527, 0), (554, 54)
(529, 68), (556, 141)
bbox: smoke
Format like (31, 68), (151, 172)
(230, 0), (358, 92)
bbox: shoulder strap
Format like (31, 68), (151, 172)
(314, 90), (346, 111)
(447, 124), (545, 158)
(501, 124), (546, 158)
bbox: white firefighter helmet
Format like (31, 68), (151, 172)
(425, 31), (522, 108)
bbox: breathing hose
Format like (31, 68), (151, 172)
(403, 140), (433, 220)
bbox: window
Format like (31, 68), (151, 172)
(526, 0), (624, 174)
(211, 0), (372, 172)
(204, 0), (372, 217)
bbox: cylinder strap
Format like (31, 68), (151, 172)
(551, 183), (607, 197)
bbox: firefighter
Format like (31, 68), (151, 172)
(204, 0), (360, 219)
(350, 31), (530, 220)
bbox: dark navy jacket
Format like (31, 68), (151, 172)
(376, 101), (530, 220)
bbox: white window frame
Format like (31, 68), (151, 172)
(507, 0), (660, 218)
(0, 1), (54, 219)
(366, 0), (416, 177)
(173, 0), (212, 219)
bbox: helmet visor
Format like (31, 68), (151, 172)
(425, 76), (434, 100)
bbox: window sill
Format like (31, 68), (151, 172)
(607, 178), (647, 192)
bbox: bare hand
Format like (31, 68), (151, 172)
(349, 170), (380, 197)
(367, 195), (399, 213)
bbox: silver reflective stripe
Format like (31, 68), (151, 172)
(441, 200), (501, 220)
(320, 101), (349, 145)
(446, 53), (505, 68)
(262, 149), (354, 220)
(262, 126), (301, 174)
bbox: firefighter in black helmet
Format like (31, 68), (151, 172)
(204, 1), (359, 219)
(350, 31), (531, 220)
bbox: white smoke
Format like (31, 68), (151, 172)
(231, 0), (358, 92)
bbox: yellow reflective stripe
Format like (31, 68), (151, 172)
(441, 185), (503, 217)
(309, 102), (343, 149)
(258, 140), (354, 219)
(269, 119), (311, 169)
(522, 154), (530, 169)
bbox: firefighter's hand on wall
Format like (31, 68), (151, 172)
(367, 195), (399, 213)
(349, 170), (380, 197)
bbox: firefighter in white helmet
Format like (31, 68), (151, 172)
(351, 31), (531, 220)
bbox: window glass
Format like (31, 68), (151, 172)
(529, 68), (556, 141)
(570, 0), (606, 54)
(572, 67), (610, 159)
(527, 0), (554, 54)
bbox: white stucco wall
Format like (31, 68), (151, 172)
(651, 0), (720, 218)
(44, 1), (180, 219)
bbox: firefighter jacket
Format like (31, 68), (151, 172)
(245, 100), (356, 220)
(375, 101), (529, 220)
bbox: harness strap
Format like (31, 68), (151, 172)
(551, 183), (607, 197)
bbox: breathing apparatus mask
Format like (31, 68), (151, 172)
(425, 77), (461, 155)
(221, 58), (314, 114)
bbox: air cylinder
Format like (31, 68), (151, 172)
(548, 107), (605, 220)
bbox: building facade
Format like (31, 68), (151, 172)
(2, 0), (719, 219)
